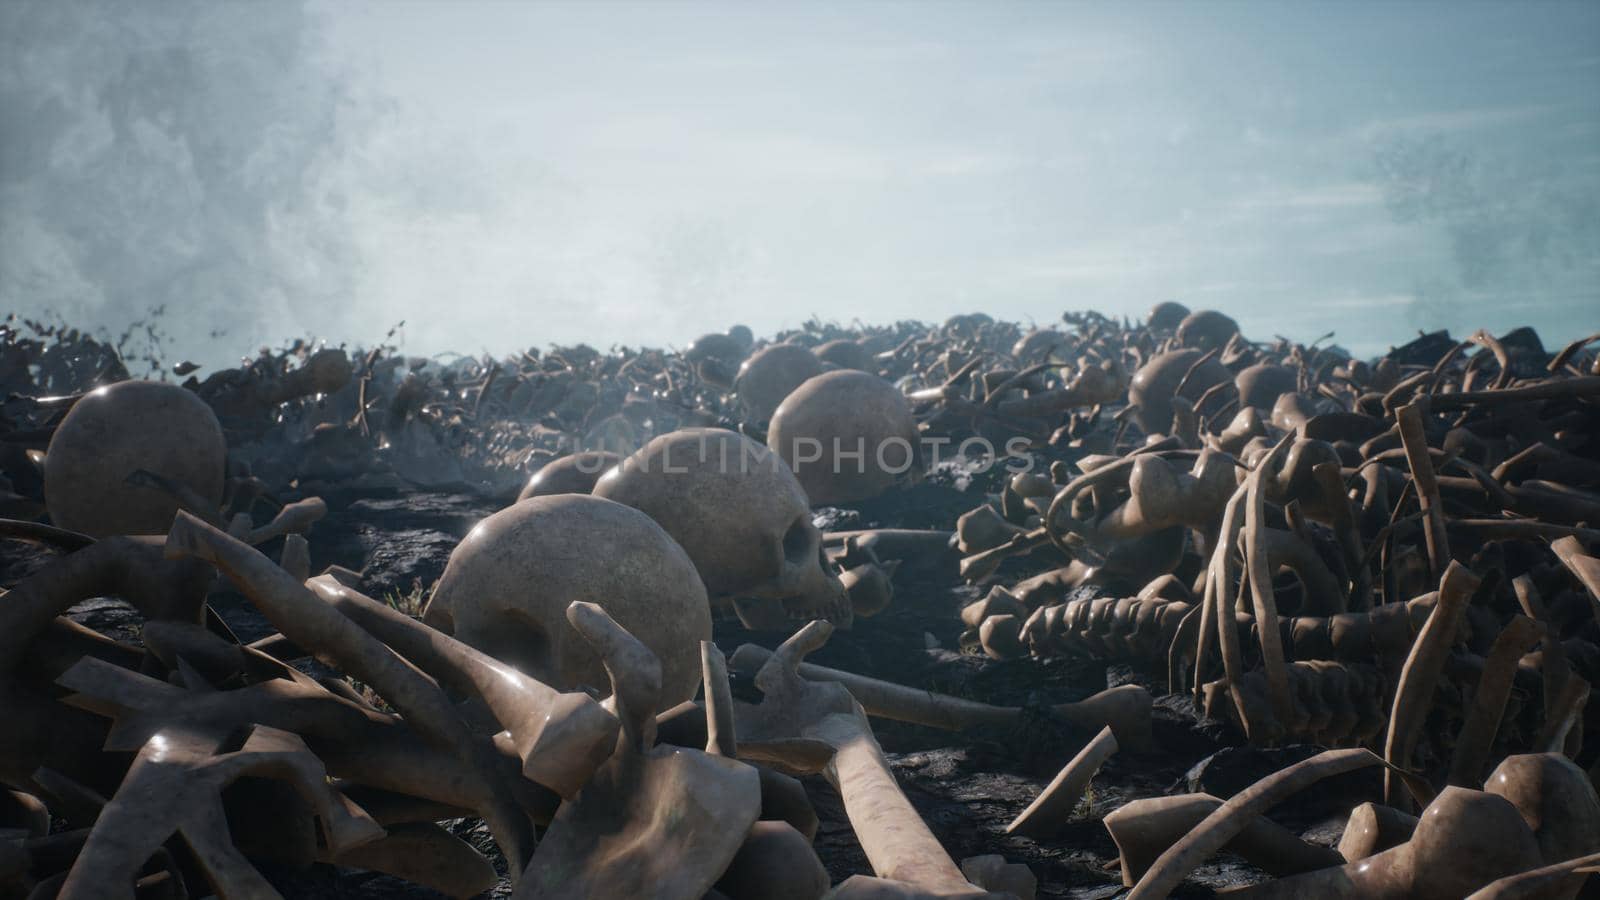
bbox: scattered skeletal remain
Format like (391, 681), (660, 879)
(1005, 725), (1118, 837)
(736, 343), (826, 426)
(768, 369), (923, 506)
(594, 428), (852, 630)
(516, 449), (622, 500)
(729, 643), (1153, 750)
(422, 492), (713, 706)
(1127, 349), (1232, 435)
(5, 310), (1598, 898)
(58, 724), (384, 900)
(42, 380), (227, 537)
(520, 603), (761, 900)
(1105, 793), (1343, 884)
(735, 621), (1015, 898)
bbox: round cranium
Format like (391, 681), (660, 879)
(516, 450), (622, 502)
(594, 428), (851, 631)
(1234, 363), (1297, 412)
(1127, 348), (1231, 436)
(44, 380), (227, 537)
(734, 344), (825, 426)
(688, 331), (748, 365)
(1011, 329), (1069, 363)
(1146, 301), (1190, 333)
(767, 370), (920, 506)
(422, 493), (711, 705)
(1176, 309), (1240, 352)
(813, 339), (874, 372)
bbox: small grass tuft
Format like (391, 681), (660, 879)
(382, 576), (433, 619)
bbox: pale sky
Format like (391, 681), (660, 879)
(3, 0), (1598, 361)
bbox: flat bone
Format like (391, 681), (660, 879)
(59, 725), (384, 900)
(518, 602), (760, 900)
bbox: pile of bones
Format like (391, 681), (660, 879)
(1, 304), (1598, 899)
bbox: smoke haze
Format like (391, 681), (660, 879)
(3, 0), (1597, 365)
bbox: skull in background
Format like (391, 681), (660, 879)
(421, 493), (711, 705)
(767, 370), (921, 507)
(594, 428), (851, 631)
(733, 344), (824, 427)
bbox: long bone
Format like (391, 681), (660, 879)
(1242, 525), (1346, 616)
(322, 821), (499, 899)
(161, 511), (538, 874)
(1465, 852), (1600, 900)
(1103, 793), (1344, 885)
(1126, 748), (1426, 900)
(729, 643), (1152, 750)
(1396, 403), (1450, 579)
(1447, 614), (1545, 786)
(735, 622), (1002, 897)
(1550, 536), (1600, 623)
(1223, 786), (1544, 900)
(519, 602), (761, 900)
(1243, 755), (1599, 898)
(1195, 473), (1255, 735)
(56, 655), (562, 825)
(1005, 726), (1117, 837)
(58, 724), (384, 900)
(1382, 561), (1479, 810)
(1240, 434), (1297, 731)
(304, 574), (619, 798)
(0, 535), (213, 674)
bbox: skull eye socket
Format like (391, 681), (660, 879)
(781, 516), (813, 565)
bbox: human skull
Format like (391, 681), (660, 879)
(1234, 363), (1297, 412)
(1146, 301), (1190, 333)
(734, 344), (824, 426)
(1011, 329), (1069, 363)
(516, 450), (621, 502)
(422, 493), (711, 705)
(767, 370), (921, 506)
(1127, 349), (1232, 436)
(43, 380), (227, 537)
(1175, 309), (1241, 352)
(813, 339), (874, 372)
(594, 428), (851, 631)
(688, 331), (748, 365)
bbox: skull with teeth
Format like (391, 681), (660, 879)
(594, 428), (852, 631)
